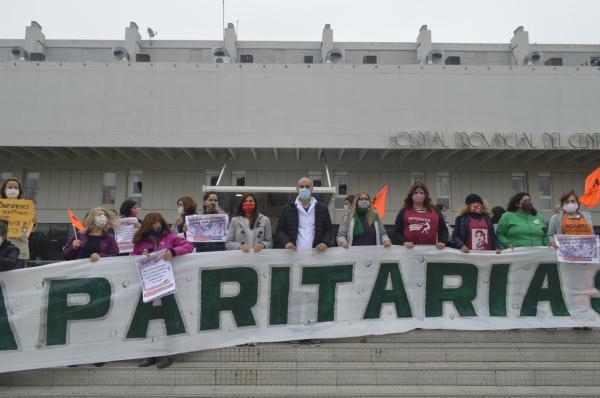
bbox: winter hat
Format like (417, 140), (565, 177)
(465, 193), (483, 205)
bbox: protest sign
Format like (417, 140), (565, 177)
(0, 199), (35, 238)
(115, 217), (139, 253)
(554, 234), (600, 263)
(134, 250), (176, 302)
(185, 214), (228, 243)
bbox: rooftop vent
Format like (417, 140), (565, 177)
(112, 47), (129, 61)
(11, 46), (28, 60)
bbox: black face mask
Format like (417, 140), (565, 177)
(147, 228), (163, 237)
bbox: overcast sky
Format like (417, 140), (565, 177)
(2, 0), (599, 44)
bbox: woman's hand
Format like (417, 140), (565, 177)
(172, 218), (183, 228)
(435, 242), (446, 250)
(240, 244), (250, 253)
(404, 242), (415, 249)
(72, 239), (82, 250)
(90, 253), (101, 263)
(143, 249), (149, 256)
(549, 242), (558, 249)
(254, 243), (264, 252)
(182, 224), (189, 233)
(383, 240), (392, 248)
(460, 245), (469, 253)
(495, 249), (502, 254)
(339, 242), (349, 249)
(163, 250), (173, 262)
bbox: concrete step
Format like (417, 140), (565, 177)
(2, 361), (600, 387)
(1, 385), (600, 397)
(331, 329), (600, 344)
(175, 342), (600, 363)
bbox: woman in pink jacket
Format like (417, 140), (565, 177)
(131, 212), (193, 369)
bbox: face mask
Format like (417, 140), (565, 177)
(298, 188), (311, 200)
(177, 206), (184, 215)
(563, 203), (578, 213)
(130, 207), (140, 217)
(357, 200), (370, 209)
(147, 227), (163, 237)
(520, 202), (533, 213)
(5, 188), (19, 199)
(412, 193), (425, 204)
(94, 215), (108, 228)
(470, 203), (483, 214)
(206, 200), (218, 208)
(242, 202), (256, 213)
(442, 213), (448, 222)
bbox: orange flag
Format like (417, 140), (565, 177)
(68, 208), (86, 232)
(580, 165), (600, 208)
(372, 185), (389, 221)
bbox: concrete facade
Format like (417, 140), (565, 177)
(0, 22), (599, 259)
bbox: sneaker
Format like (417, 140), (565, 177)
(156, 356), (173, 369)
(138, 357), (157, 367)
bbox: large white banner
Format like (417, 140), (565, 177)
(1, 246), (600, 373)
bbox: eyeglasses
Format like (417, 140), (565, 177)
(298, 185), (311, 189)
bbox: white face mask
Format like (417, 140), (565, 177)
(94, 215), (108, 228)
(563, 203), (578, 213)
(177, 206), (185, 215)
(5, 188), (19, 199)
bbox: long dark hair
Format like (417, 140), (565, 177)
(403, 182), (433, 210)
(507, 192), (537, 216)
(491, 206), (505, 224)
(132, 212), (168, 243)
(234, 193), (259, 228)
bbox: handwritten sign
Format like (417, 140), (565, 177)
(114, 217), (139, 253)
(0, 199), (35, 238)
(134, 250), (176, 303)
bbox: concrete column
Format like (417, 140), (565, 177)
(321, 24), (334, 63)
(416, 25), (431, 65)
(124, 22), (141, 61)
(510, 26), (530, 66)
(24, 21), (46, 61)
(224, 23), (238, 62)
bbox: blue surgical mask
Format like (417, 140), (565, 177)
(298, 188), (311, 200)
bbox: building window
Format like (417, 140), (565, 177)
(538, 174), (552, 210)
(240, 54), (253, 63)
(333, 173), (349, 209)
(545, 57), (563, 66)
(135, 53), (151, 62)
(511, 173), (526, 195)
(308, 172), (323, 188)
(128, 170), (143, 206)
(436, 173), (451, 208)
(410, 172), (425, 185)
(445, 56), (461, 65)
(102, 172), (116, 205)
(303, 55), (314, 64)
(363, 55), (377, 64)
(206, 171), (219, 186)
(25, 172), (40, 203)
(232, 171), (246, 187)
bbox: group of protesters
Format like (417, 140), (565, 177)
(0, 175), (596, 368)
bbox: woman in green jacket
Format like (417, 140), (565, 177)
(496, 192), (549, 248)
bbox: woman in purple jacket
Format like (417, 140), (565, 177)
(131, 212), (193, 369)
(63, 207), (119, 262)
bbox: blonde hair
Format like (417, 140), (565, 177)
(348, 191), (378, 226)
(457, 202), (493, 217)
(83, 207), (119, 232)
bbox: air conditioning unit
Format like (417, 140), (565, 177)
(214, 56), (231, 64)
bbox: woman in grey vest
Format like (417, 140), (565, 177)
(226, 193), (273, 252)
